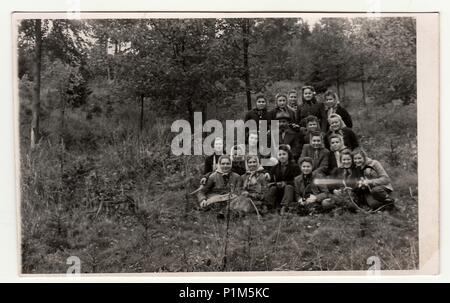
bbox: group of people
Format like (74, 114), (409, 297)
(195, 86), (395, 216)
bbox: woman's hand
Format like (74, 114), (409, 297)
(277, 181), (286, 188)
(305, 195), (317, 204)
(264, 173), (271, 181)
(333, 189), (341, 195)
(200, 200), (208, 208)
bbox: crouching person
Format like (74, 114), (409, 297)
(293, 157), (328, 215)
(321, 150), (360, 212)
(197, 155), (241, 214)
(265, 145), (301, 214)
(352, 148), (395, 210)
(234, 155), (271, 215)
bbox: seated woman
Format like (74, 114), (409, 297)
(300, 131), (330, 177)
(200, 137), (225, 185)
(321, 150), (360, 211)
(234, 155), (271, 214)
(325, 113), (359, 151)
(300, 115), (322, 145)
(197, 155), (242, 209)
(320, 90), (353, 130)
(327, 133), (348, 173)
(265, 145), (301, 212)
(294, 157), (328, 214)
(352, 148), (395, 210)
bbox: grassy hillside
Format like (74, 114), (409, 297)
(19, 81), (418, 273)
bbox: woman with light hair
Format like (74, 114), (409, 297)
(325, 113), (359, 151)
(269, 93), (296, 122)
(352, 148), (395, 210)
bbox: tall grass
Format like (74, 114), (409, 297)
(20, 81), (419, 273)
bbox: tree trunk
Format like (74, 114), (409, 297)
(31, 19), (42, 149)
(361, 80), (367, 106)
(242, 19), (252, 111)
(59, 87), (66, 182)
(139, 94), (144, 132)
(342, 82), (346, 103)
(360, 66), (367, 106)
(336, 65), (341, 100)
(336, 80), (341, 100)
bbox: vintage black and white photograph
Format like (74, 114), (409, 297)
(14, 12), (438, 274)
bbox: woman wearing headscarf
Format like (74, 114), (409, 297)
(197, 155), (242, 209)
(233, 155), (271, 214)
(269, 93), (297, 122)
(319, 90), (353, 131)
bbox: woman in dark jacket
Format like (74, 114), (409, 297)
(327, 133), (348, 174)
(198, 155), (242, 209)
(244, 94), (271, 130)
(321, 150), (360, 211)
(296, 86), (324, 127)
(319, 90), (353, 131)
(325, 113), (359, 151)
(269, 93), (296, 122)
(265, 145), (301, 211)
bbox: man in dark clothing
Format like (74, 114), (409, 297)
(273, 111), (303, 161)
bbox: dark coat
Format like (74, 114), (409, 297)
(319, 103), (353, 131)
(268, 107), (296, 122)
(327, 166), (359, 192)
(244, 108), (271, 129)
(296, 100), (324, 126)
(197, 171), (242, 202)
(300, 144), (330, 176)
(277, 128), (303, 161)
(294, 173), (328, 202)
(231, 160), (247, 176)
(204, 153), (223, 175)
(327, 149), (347, 174)
(325, 127), (359, 151)
(268, 161), (301, 186)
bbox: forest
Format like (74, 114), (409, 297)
(18, 17), (418, 273)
